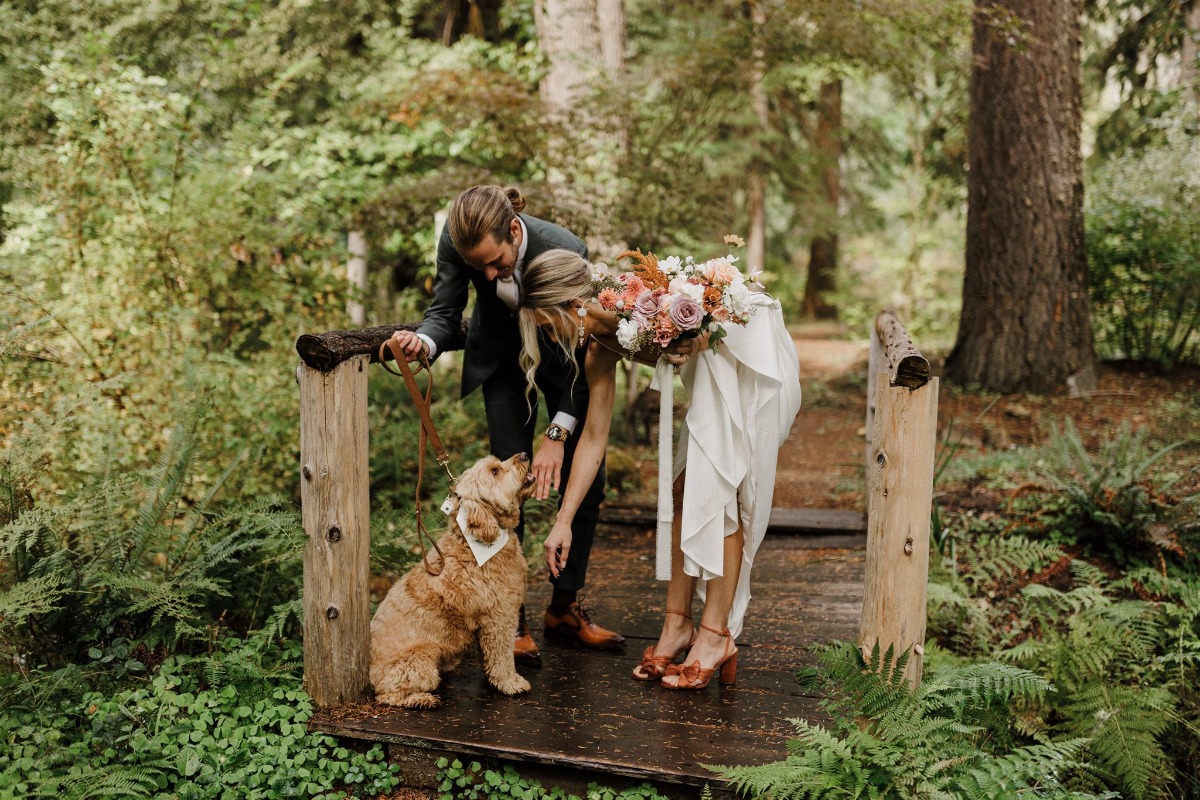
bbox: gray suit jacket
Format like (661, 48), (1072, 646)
(418, 214), (589, 412)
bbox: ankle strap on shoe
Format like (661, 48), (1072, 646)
(699, 622), (731, 637)
(665, 609), (692, 621)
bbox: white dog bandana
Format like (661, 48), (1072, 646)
(456, 507), (510, 566)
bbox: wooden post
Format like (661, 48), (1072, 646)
(299, 355), (371, 706)
(859, 311), (936, 689)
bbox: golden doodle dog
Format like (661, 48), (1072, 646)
(370, 452), (536, 709)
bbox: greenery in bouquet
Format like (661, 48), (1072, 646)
(590, 235), (765, 354)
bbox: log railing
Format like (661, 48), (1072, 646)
(859, 311), (938, 688)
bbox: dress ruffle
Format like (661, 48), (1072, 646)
(673, 294), (801, 638)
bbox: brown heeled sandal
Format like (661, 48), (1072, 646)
(631, 609), (695, 681)
(660, 623), (738, 689)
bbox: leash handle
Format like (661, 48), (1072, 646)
(379, 338), (454, 575)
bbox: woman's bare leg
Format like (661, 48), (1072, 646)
(636, 473), (695, 674)
(661, 520), (742, 686)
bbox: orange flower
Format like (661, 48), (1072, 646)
(703, 285), (723, 313)
(619, 249), (669, 292)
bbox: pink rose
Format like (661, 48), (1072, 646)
(633, 290), (660, 317)
(668, 295), (703, 332)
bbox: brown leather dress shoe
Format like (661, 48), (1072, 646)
(544, 601), (626, 649)
(514, 606), (541, 667)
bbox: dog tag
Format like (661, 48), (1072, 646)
(439, 494), (455, 516)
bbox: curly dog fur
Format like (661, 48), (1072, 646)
(370, 452), (535, 708)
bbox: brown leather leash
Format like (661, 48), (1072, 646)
(379, 339), (457, 576)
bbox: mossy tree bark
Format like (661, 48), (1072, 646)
(946, 0), (1095, 393)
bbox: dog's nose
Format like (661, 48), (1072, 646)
(514, 452), (529, 463)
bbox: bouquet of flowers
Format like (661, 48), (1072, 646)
(590, 235), (765, 355)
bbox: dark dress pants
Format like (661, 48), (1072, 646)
(482, 359), (606, 593)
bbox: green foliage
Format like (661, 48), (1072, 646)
(1036, 419), (1197, 564)
(435, 758), (669, 800)
(1086, 110), (1200, 367)
(720, 641), (1112, 800)
(995, 567), (1198, 799)
(0, 401), (303, 665)
(927, 468), (1200, 797)
(0, 637), (400, 799)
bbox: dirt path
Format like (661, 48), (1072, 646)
(773, 329), (869, 511)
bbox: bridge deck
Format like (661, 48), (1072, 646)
(310, 523), (865, 797)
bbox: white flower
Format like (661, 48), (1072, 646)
(659, 255), (683, 276)
(590, 262), (610, 279)
(725, 280), (751, 313)
(668, 275), (705, 303)
(616, 318), (640, 350)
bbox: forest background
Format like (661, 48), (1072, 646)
(0, 0), (1198, 798)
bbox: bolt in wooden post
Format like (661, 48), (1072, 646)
(860, 311), (936, 689)
(299, 355), (371, 706)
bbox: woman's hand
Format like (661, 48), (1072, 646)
(543, 519), (574, 578)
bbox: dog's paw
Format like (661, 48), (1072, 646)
(492, 674), (531, 696)
(377, 691), (442, 709)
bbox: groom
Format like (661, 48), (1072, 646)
(389, 185), (625, 666)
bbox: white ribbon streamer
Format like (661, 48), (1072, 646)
(651, 357), (675, 581)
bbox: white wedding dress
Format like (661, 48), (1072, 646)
(668, 293), (801, 638)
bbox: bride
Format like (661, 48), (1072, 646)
(515, 248), (801, 690)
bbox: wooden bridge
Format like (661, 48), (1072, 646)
(295, 312), (938, 797)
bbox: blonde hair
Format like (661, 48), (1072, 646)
(516, 249), (594, 401)
(448, 185), (527, 253)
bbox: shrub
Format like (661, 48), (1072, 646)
(1086, 110), (1200, 367)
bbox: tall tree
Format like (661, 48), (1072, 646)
(945, 0), (1095, 393)
(534, 0), (627, 249)
(535, 0), (604, 113)
(746, 0), (769, 275)
(802, 79), (842, 321)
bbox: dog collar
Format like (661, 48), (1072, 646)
(455, 507), (510, 566)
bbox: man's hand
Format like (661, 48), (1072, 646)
(662, 335), (702, 366)
(531, 439), (564, 501)
(543, 519), (573, 578)
(389, 330), (429, 362)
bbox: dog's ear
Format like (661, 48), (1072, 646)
(459, 497), (501, 544)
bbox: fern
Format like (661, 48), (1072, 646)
(1037, 419), (1197, 563)
(0, 402), (303, 662)
(960, 535), (1066, 590)
(719, 642), (1111, 799)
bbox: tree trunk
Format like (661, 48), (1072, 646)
(596, 0), (626, 74)
(746, 0), (768, 274)
(534, 0), (603, 115)
(346, 230), (367, 328)
(946, 0), (1094, 393)
(803, 79), (842, 321)
(1183, 1), (1199, 104)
